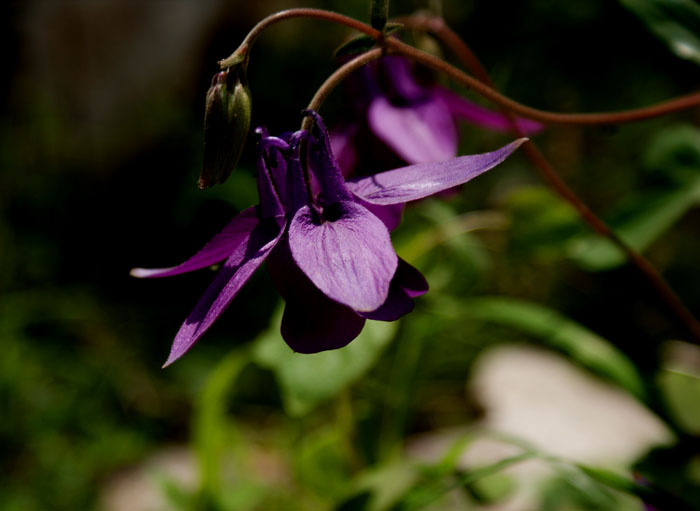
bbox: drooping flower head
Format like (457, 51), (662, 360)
(132, 110), (526, 366)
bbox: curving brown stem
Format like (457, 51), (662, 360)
(401, 13), (700, 343)
(220, 8), (700, 126)
(304, 48), (384, 128)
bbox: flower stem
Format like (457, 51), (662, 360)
(303, 48), (384, 129)
(220, 8), (700, 125)
(218, 8), (381, 69)
(383, 36), (700, 125)
(404, 13), (700, 343)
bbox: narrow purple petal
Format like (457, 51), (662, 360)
(267, 240), (366, 353)
(304, 110), (353, 204)
(359, 259), (428, 321)
(257, 134), (289, 218)
(435, 87), (544, 135)
(285, 130), (310, 215)
(288, 201), (398, 312)
(367, 95), (458, 164)
(163, 218), (284, 366)
(257, 152), (285, 221)
(130, 207), (260, 279)
(347, 139), (528, 205)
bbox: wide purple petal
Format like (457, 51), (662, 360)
(163, 218), (284, 366)
(435, 87), (544, 135)
(130, 207), (260, 279)
(267, 240), (366, 353)
(288, 201), (398, 312)
(359, 259), (428, 321)
(367, 95), (458, 164)
(347, 139), (527, 205)
(353, 196), (404, 231)
(395, 258), (429, 298)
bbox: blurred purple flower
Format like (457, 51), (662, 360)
(332, 55), (542, 173)
(132, 110), (526, 365)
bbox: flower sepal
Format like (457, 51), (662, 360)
(200, 65), (252, 189)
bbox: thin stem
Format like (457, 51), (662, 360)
(219, 8), (700, 126)
(303, 48), (383, 128)
(383, 37), (700, 125)
(219, 8), (381, 69)
(405, 13), (700, 343)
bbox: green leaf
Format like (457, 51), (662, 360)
(397, 453), (536, 511)
(644, 124), (700, 176)
(658, 367), (700, 434)
(252, 303), (398, 416)
(568, 177), (700, 271)
(460, 297), (646, 398)
(293, 428), (353, 500)
(504, 186), (584, 260)
(620, 0), (700, 65)
(192, 349), (249, 500)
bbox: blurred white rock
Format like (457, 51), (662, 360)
(406, 344), (673, 510)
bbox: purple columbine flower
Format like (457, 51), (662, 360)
(332, 55), (542, 173)
(132, 110), (526, 366)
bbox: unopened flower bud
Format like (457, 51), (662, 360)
(200, 66), (251, 188)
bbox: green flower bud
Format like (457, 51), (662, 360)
(200, 66), (251, 189)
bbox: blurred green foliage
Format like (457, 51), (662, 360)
(3, 0), (700, 510)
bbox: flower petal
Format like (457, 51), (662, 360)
(288, 201), (398, 312)
(381, 55), (426, 102)
(395, 258), (429, 298)
(304, 110), (353, 204)
(347, 139), (527, 205)
(163, 218), (284, 366)
(359, 258), (428, 321)
(130, 207), (261, 278)
(267, 240), (366, 353)
(353, 196), (404, 231)
(435, 87), (544, 135)
(330, 124), (359, 178)
(368, 95), (457, 164)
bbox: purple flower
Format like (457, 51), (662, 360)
(132, 110), (526, 366)
(332, 55), (542, 173)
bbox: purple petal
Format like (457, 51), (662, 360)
(163, 218), (284, 366)
(367, 95), (458, 164)
(347, 139), (527, 205)
(381, 55), (425, 102)
(395, 258), (429, 298)
(257, 135), (289, 218)
(330, 124), (359, 178)
(354, 196), (404, 231)
(267, 241), (365, 353)
(304, 110), (353, 204)
(359, 259), (428, 321)
(131, 207), (260, 279)
(288, 201), (398, 312)
(435, 87), (544, 135)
